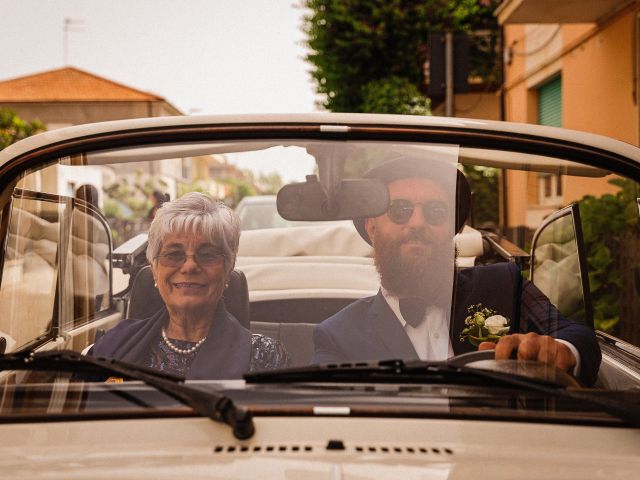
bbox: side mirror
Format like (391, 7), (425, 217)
(277, 176), (389, 221)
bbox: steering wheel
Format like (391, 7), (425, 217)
(448, 349), (500, 367)
(448, 349), (581, 388)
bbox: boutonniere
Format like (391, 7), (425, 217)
(459, 304), (510, 347)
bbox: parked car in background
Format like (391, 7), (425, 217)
(236, 195), (291, 229)
(236, 194), (346, 230)
(0, 114), (638, 478)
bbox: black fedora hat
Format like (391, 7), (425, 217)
(353, 157), (471, 245)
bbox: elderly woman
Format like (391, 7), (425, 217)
(91, 192), (289, 379)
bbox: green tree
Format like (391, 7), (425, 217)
(464, 165), (499, 227)
(361, 76), (431, 114)
(302, 1), (502, 217)
(0, 108), (46, 149)
(221, 177), (257, 208)
(103, 172), (167, 220)
(103, 172), (170, 245)
(302, 0), (501, 113)
(579, 178), (640, 334)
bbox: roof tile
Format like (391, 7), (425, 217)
(0, 67), (163, 102)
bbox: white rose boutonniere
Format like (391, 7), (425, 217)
(485, 315), (510, 335)
(459, 304), (511, 347)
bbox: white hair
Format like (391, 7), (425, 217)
(146, 192), (240, 275)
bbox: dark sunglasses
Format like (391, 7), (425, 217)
(387, 199), (449, 225)
(156, 249), (226, 268)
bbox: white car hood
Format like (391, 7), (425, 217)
(1, 417), (638, 479)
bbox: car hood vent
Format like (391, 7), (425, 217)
(214, 444), (314, 454)
(212, 443), (454, 456)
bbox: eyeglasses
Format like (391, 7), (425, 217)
(387, 199), (449, 225)
(156, 250), (226, 268)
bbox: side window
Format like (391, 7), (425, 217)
(530, 204), (592, 327)
(62, 199), (112, 331)
(0, 193), (63, 351)
(0, 189), (113, 353)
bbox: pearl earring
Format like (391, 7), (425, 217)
(154, 282), (157, 288)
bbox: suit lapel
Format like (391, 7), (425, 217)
(369, 291), (419, 361)
(450, 265), (522, 355)
(451, 270), (475, 355)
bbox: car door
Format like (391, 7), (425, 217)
(529, 203), (593, 328)
(0, 186), (117, 356)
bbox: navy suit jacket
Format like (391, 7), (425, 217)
(90, 301), (252, 380)
(313, 263), (601, 386)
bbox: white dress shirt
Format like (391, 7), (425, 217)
(381, 288), (452, 361)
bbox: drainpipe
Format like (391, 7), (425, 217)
(499, 25), (506, 122)
(635, 10), (640, 146)
(499, 24), (509, 235)
(445, 31), (454, 117)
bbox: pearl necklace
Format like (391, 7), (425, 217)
(161, 328), (207, 355)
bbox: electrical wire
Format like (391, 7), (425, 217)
(510, 26), (561, 57)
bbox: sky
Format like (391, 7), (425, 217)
(0, 0), (320, 115)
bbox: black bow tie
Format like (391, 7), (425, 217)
(399, 297), (428, 328)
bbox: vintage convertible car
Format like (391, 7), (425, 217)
(0, 114), (638, 478)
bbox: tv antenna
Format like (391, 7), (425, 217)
(63, 17), (84, 65)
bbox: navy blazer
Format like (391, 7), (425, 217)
(313, 263), (601, 386)
(90, 301), (251, 380)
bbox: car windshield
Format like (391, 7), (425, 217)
(0, 125), (639, 426)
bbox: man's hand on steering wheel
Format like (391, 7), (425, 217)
(478, 332), (577, 373)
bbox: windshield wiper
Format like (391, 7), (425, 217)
(0, 350), (254, 439)
(246, 359), (640, 427)
(246, 359), (564, 388)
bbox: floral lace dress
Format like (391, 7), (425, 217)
(147, 333), (290, 377)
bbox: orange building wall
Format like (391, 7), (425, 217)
(502, 10), (638, 230)
(561, 24), (595, 46)
(563, 174), (619, 204)
(503, 25), (535, 124)
(506, 170), (528, 227)
(527, 171), (538, 204)
(503, 25), (527, 87)
(432, 92), (501, 120)
(562, 15), (637, 143)
(503, 28), (534, 227)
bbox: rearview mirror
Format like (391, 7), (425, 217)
(277, 176), (389, 221)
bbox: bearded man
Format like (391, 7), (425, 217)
(312, 157), (601, 386)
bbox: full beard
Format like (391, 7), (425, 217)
(374, 229), (454, 300)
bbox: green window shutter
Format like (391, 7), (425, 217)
(538, 76), (562, 127)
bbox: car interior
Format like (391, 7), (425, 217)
(0, 181), (610, 372)
(100, 206), (573, 369)
(0, 139), (638, 390)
